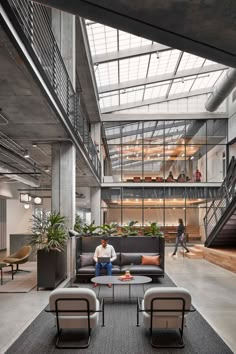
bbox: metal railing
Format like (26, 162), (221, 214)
(4, 0), (101, 178)
(204, 156), (236, 239)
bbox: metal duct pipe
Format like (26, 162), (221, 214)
(0, 162), (40, 187)
(205, 68), (236, 112)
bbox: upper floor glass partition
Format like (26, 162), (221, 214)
(102, 119), (227, 183)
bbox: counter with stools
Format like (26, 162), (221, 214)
(0, 262), (14, 285)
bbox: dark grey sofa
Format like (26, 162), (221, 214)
(76, 236), (165, 281)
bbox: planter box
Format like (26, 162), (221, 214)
(37, 249), (67, 290)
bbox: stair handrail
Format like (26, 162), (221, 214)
(204, 156), (236, 239)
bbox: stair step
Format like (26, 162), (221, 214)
(189, 247), (204, 254)
(194, 244), (205, 250)
(186, 252), (203, 259)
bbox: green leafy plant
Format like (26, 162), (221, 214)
(82, 221), (99, 236)
(74, 214), (83, 234)
(30, 211), (68, 252)
(143, 221), (164, 237)
(121, 220), (139, 236)
(99, 222), (118, 236)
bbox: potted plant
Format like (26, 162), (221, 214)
(31, 211), (68, 290)
(143, 221), (164, 238)
(99, 222), (118, 236)
(121, 220), (139, 237)
(81, 220), (99, 236)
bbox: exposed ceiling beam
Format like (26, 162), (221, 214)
(98, 64), (226, 94)
(101, 88), (213, 113)
(101, 112), (227, 121)
(92, 43), (170, 64)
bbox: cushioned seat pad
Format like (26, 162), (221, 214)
(78, 265), (120, 275)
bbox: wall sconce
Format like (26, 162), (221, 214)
(34, 197), (42, 205)
(20, 193), (31, 203)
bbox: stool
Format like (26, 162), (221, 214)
(0, 262), (14, 285)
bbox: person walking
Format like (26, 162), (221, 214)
(172, 218), (190, 256)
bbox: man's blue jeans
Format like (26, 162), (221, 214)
(95, 262), (112, 277)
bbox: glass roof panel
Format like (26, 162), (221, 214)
(177, 53), (205, 71)
(191, 70), (224, 90)
(95, 61), (118, 87)
(119, 55), (149, 82)
(100, 91), (119, 108)
(148, 49), (181, 76)
(169, 76), (196, 96)
(86, 22), (117, 55)
(118, 31), (152, 50)
(120, 86), (145, 105)
(144, 81), (171, 100)
(203, 59), (218, 66)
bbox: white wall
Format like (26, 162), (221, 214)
(6, 197), (52, 251)
(6, 199), (32, 250)
(199, 142), (226, 182)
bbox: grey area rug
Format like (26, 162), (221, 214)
(0, 262), (37, 293)
(5, 275), (233, 354)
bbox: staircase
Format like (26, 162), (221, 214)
(204, 157), (236, 248)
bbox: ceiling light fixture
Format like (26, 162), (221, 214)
(156, 50), (160, 59)
(45, 167), (50, 172)
(23, 149), (30, 158)
(23, 203), (30, 209)
(32, 143), (37, 148)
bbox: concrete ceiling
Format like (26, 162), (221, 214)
(0, 22), (99, 196)
(33, 0), (236, 68)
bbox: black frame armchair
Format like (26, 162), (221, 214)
(47, 288), (105, 349)
(136, 287), (195, 348)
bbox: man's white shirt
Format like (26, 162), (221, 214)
(94, 244), (117, 263)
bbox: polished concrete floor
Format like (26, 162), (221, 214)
(0, 247), (236, 354)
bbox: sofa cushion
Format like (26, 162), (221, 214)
(80, 253), (94, 267)
(77, 265), (120, 275)
(142, 255), (160, 266)
(121, 253), (142, 266)
(121, 253), (160, 266)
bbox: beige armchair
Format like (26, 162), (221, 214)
(3, 245), (32, 273)
(48, 288), (105, 349)
(136, 287), (195, 348)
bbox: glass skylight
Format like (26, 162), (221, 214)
(95, 61), (118, 87)
(148, 49), (181, 76)
(85, 20), (228, 113)
(119, 55), (149, 82)
(177, 53), (205, 71)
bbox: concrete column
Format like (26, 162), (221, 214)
(90, 187), (101, 226)
(51, 9), (76, 89)
(91, 122), (101, 158)
(51, 142), (76, 279)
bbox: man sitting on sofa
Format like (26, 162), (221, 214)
(93, 235), (117, 288)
